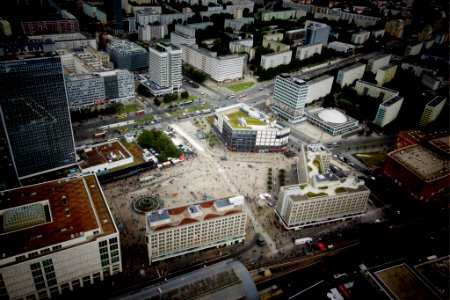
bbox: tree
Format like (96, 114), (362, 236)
(154, 98), (161, 106)
(180, 91), (189, 99)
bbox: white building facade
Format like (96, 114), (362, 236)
(419, 96), (447, 126)
(295, 43), (323, 60)
(181, 45), (246, 82)
(373, 96), (404, 127)
(351, 31), (370, 44)
(354, 80), (399, 101)
(336, 63), (366, 88)
(367, 54), (391, 74)
(149, 43), (182, 91)
(375, 64), (397, 85)
(260, 50), (292, 69)
(146, 196), (247, 264)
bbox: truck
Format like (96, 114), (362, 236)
(294, 237), (312, 246)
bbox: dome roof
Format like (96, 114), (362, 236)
(318, 109), (347, 124)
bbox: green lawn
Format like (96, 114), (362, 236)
(136, 115), (155, 123)
(227, 82), (255, 92)
(161, 95), (198, 107)
(353, 151), (389, 168)
(119, 105), (142, 114)
(169, 104), (212, 117)
(226, 110), (265, 128)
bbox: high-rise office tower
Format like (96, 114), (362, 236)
(106, 0), (123, 34)
(0, 56), (76, 183)
(148, 42), (182, 91)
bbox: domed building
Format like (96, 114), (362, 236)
(305, 108), (359, 136)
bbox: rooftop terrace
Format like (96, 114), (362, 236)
(147, 196), (244, 231)
(77, 140), (132, 169)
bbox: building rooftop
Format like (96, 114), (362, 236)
(389, 145), (449, 182)
(427, 96), (446, 107)
(115, 260), (258, 300)
(77, 140), (132, 170)
(356, 80), (399, 93)
(379, 64), (397, 71)
(318, 108), (348, 124)
(381, 96), (403, 107)
(0, 175), (115, 263)
(107, 40), (147, 53)
(147, 196), (245, 231)
(338, 62), (365, 72)
(217, 104), (278, 129)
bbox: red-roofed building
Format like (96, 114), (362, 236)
(145, 196), (247, 264)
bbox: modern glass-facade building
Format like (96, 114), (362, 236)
(107, 40), (149, 72)
(305, 21), (330, 45)
(272, 74), (309, 123)
(0, 56), (76, 180)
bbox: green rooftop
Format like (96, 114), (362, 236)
(226, 110), (265, 128)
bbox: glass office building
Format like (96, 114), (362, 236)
(0, 56), (76, 180)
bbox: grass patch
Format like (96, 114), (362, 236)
(318, 186), (328, 189)
(226, 110), (265, 128)
(300, 184), (308, 190)
(110, 160), (142, 172)
(169, 104), (212, 117)
(227, 81), (255, 92)
(353, 151), (389, 168)
(206, 115), (215, 126)
(136, 116), (155, 123)
(335, 187), (347, 194)
(306, 192), (328, 198)
(119, 105), (141, 114)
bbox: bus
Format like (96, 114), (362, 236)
(93, 132), (106, 139)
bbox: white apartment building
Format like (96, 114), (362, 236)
(170, 31), (196, 48)
(373, 96), (404, 127)
(421, 74), (442, 90)
(260, 50), (292, 69)
(401, 62), (435, 78)
(0, 175), (121, 300)
(327, 41), (355, 53)
(272, 74), (333, 123)
(146, 196), (247, 264)
(224, 18), (254, 31)
(419, 96), (447, 126)
(367, 54), (391, 74)
(138, 25), (168, 42)
(295, 43), (323, 61)
(262, 35), (290, 52)
(27, 32), (97, 50)
(375, 64), (397, 85)
(148, 43), (182, 92)
(276, 145), (369, 229)
(351, 31), (370, 44)
(229, 39), (255, 60)
(65, 70), (135, 110)
(336, 63), (366, 88)
(354, 80), (399, 101)
(261, 9), (306, 21)
(305, 75), (333, 103)
(405, 42), (423, 57)
(371, 29), (385, 39)
(135, 10), (161, 26)
(181, 44), (246, 82)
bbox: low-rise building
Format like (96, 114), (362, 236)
(77, 141), (134, 174)
(419, 96), (447, 126)
(214, 103), (290, 152)
(401, 62), (436, 77)
(354, 80), (399, 101)
(375, 64), (397, 85)
(383, 145), (449, 200)
(305, 108), (359, 136)
(262, 37), (290, 52)
(146, 196), (247, 264)
(295, 43), (323, 60)
(284, 28), (307, 45)
(370, 29), (385, 39)
(276, 144), (369, 229)
(367, 54), (391, 74)
(336, 63), (366, 88)
(229, 39), (255, 60)
(373, 96), (404, 127)
(0, 175), (121, 300)
(27, 32), (97, 51)
(180, 44), (246, 82)
(327, 41), (355, 53)
(260, 50), (292, 69)
(351, 31), (370, 44)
